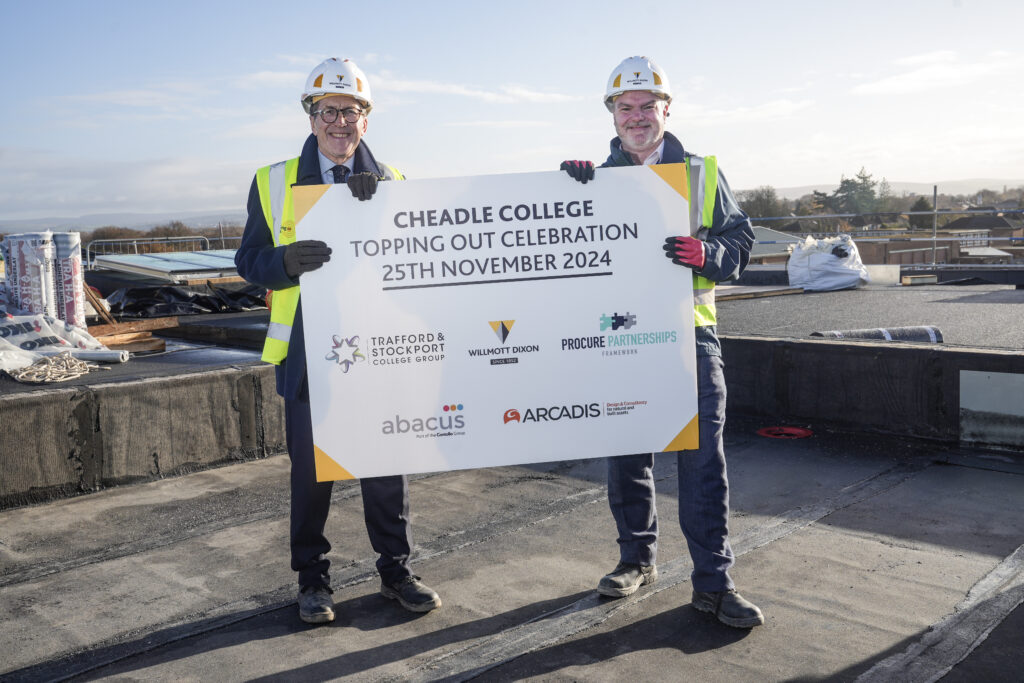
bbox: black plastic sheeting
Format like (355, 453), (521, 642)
(105, 284), (267, 318)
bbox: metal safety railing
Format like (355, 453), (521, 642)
(748, 206), (1024, 266)
(82, 235), (248, 269)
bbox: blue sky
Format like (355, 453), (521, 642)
(1, 0), (1022, 220)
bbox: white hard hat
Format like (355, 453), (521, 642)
(604, 56), (672, 111)
(301, 57), (373, 114)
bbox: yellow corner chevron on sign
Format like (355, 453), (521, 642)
(293, 184), (332, 226)
(314, 445), (355, 481)
(649, 163), (689, 201)
(663, 414), (699, 452)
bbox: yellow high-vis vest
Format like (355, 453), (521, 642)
(256, 158), (404, 364)
(687, 155), (719, 327)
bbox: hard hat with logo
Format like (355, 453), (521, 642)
(604, 56), (672, 111)
(301, 57), (373, 114)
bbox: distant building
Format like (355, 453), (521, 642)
(750, 226), (800, 264)
(942, 215), (1023, 264)
(943, 215), (1019, 232)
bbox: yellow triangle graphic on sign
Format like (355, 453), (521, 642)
(650, 163), (689, 201)
(314, 445), (356, 481)
(293, 185), (331, 226)
(663, 414), (699, 451)
(488, 320), (514, 342)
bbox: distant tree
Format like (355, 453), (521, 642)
(876, 178), (896, 213)
(737, 185), (784, 219)
(197, 223), (245, 249)
(810, 190), (833, 213)
(791, 197), (816, 216)
(89, 226), (145, 241)
(149, 220), (195, 238)
(908, 196), (933, 230)
(831, 167), (877, 214)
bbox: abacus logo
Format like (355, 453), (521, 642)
(382, 403), (466, 436)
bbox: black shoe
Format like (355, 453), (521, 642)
(597, 562), (658, 597)
(381, 575), (442, 613)
(692, 589), (764, 628)
(297, 585), (335, 624)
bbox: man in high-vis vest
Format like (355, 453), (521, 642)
(560, 56), (762, 628)
(235, 58), (441, 625)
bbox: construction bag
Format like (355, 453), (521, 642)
(787, 235), (870, 291)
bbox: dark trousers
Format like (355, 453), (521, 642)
(285, 397), (413, 588)
(607, 354), (735, 593)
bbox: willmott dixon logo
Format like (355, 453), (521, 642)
(490, 320), (514, 343)
(469, 319), (538, 365)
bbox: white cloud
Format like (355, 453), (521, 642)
(0, 147), (253, 220)
(853, 52), (1023, 95)
(678, 99), (815, 126)
(497, 86), (581, 103)
(894, 50), (958, 66)
(442, 120), (552, 129)
(65, 88), (204, 110)
(236, 70), (306, 89)
(273, 53), (330, 67)
(372, 73), (582, 104)
(225, 109), (307, 140)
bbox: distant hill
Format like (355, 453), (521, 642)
(766, 179), (1024, 201)
(0, 210), (247, 234)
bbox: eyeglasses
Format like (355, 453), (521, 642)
(312, 106), (364, 124)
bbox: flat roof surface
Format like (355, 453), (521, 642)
(1, 283), (1022, 680)
(718, 284), (1024, 352)
(2, 420), (1021, 681)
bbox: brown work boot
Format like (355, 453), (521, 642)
(597, 562), (658, 597)
(691, 589), (764, 628)
(297, 585), (335, 624)
(381, 575), (442, 613)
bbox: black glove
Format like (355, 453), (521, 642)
(347, 171), (380, 201)
(283, 240), (332, 278)
(560, 160), (595, 184)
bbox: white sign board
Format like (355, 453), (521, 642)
(296, 164), (698, 480)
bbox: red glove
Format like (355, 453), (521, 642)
(662, 236), (706, 269)
(559, 160), (595, 184)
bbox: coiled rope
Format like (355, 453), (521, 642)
(7, 352), (109, 383)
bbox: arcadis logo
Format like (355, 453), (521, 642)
(502, 403), (601, 424)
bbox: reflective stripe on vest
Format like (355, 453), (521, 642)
(256, 158), (301, 364)
(256, 158), (403, 364)
(688, 155), (718, 327)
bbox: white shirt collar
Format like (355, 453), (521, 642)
(642, 140), (666, 166)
